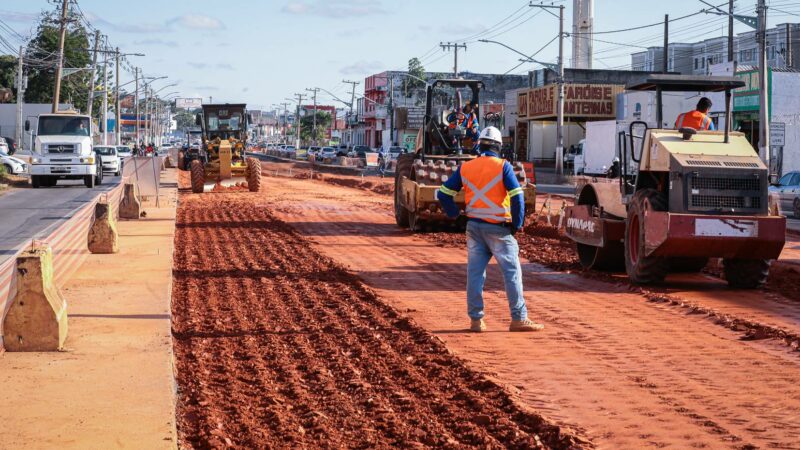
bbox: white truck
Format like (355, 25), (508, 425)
(573, 120), (618, 176)
(25, 112), (103, 188)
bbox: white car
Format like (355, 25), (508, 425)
(116, 146), (132, 171)
(319, 147), (338, 160)
(1, 149), (27, 175)
(94, 145), (121, 176)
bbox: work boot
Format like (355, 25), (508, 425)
(470, 319), (487, 333)
(509, 318), (544, 332)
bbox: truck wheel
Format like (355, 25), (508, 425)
(190, 159), (205, 193)
(793, 198), (800, 219)
(178, 151), (185, 170)
(95, 163), (103, 186)
(31, 175), (40, 188)
(669, 257), (709, 273)
(723, 259), (769, 289)
(85, 174), (95, 188)
(394, 153), (414, 227)
(246, 157), (261, 192)
(624, 189), (669, 284)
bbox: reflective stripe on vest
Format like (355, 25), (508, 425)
(460, 156), (511, 223)
(675, 110), (712, 130)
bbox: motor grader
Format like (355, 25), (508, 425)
(189, 103), (261, 193)
(564, 74), (785, 288)
(394, 79), (535, 231)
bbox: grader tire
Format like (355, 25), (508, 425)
(394, 153), (415, 227)
(624, 189), (669, 284)
(246, 157), (262, 192)
(190, 159), (205, 193)
(723, 259), (770, 289)
(178, 151), (185, 171)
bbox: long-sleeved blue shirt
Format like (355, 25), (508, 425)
(436, 150), (525, 230)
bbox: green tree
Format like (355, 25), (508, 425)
(404, 57), (426, 99)
(174, 110), (195, 131)
(24, 11), (91, 112)
(0, 55), (18, 101)
(300, 111), (332, 144)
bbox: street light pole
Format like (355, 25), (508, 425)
(529, 2), (566, 178)
(757, 0), (770, 166)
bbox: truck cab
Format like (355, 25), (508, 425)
(26, 112), (102, 188)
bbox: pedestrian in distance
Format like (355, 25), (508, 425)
(437, 126), (544, 333)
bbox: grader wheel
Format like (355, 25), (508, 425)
(190, 159), (205, 193)
(246, 157), (262, 192)
(178, 151), (185, 171)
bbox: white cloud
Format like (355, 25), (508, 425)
(174, 14), (225, 30)
(282, 1), (387, 18)
(339, 60), (384, 76)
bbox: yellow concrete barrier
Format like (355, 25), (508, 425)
(3, 245), (68, 351)
(88, 201), (119, 254)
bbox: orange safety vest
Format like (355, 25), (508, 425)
(675, 110), (713, 130)
(460, 156), (511, 223)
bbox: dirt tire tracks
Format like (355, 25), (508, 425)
(171, 193), (586, 449)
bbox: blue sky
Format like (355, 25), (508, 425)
(0, 1), (782, 112)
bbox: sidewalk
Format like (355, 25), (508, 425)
(0, 170), (178, 449)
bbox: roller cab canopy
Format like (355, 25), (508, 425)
(625, 74), (745, 92)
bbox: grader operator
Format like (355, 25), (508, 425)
(189, 103), (262, 193)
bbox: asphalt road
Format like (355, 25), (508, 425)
(0, 176), (121, 264)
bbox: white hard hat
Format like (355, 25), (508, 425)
(478, 126), (502, 145)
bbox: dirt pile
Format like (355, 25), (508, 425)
(171, 193), (586, 449)
(210, 181), (249, 192)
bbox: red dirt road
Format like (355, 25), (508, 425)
(259, 168), (800, 449)
(171, 193), (583, 449)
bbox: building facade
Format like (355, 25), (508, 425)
(631, 23), (800, 74)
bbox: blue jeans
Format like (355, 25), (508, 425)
(466, 220), (528, 321)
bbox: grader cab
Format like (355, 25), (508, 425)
(564, 74), (785, 288)
(189, 103), (261, 193)
(393, 79), (535, 231)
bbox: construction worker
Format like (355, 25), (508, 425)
(437, 126), (544, 333)
(675, 97), (715, 131)
(447, 102), (480, 149)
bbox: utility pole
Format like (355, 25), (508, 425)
(728, 0), (735, 62)
(306, 87), (320, 145)
(102, 49), (108, 144)
(343, 79), (359, 146)
(280, 102), (289, 143)
(294, 93), (306, 148)
(134, 67), (140, 148)
(530, 2), (565, 178)
(663, 15), (669, 74)
(15, 46), (25, 148)
(440, 42), (467, 77)
(52, 0), (69, 113)
(757, 0), (770, 165)
(86, 30), (101, 118)
(388, 76), (394, 147)
(115, 47), (121, 145)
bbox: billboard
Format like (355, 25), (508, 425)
(175, 98), (203, 109)
(517, 84), (623, 120)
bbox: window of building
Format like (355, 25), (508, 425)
(694, 58), (699, 70)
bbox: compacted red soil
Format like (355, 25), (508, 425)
(171, 192), (585, 449)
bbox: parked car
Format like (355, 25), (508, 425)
(116, 146), (132, 170)
(307, 146), (322, 158)
(349, 145), (371, 159)
(95, 145), (121, 176)
(319, 147), (338, 160)
(380, 146), (405, 162)
(2, 136), (17, 155)
(770, 171), (800, 218)
(1, 148), (27, 175)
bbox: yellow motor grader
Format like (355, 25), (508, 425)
(190, 103), (261, 193)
